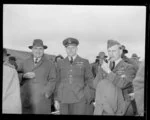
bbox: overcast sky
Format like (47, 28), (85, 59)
(3, 4), (146, 63)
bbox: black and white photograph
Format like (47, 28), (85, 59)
(2, 4), (147, 116)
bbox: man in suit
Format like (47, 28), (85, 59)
(54, 37), (94, 115)
(3, 48), (22, 114)
(18, 39), (56, 114)
(93, 52), (108, 89)
(94, 40), (136, 115)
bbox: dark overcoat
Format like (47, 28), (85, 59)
(18, 54), (56, 114)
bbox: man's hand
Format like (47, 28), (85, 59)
(54, 100), (60, 110)
(23, 72), (35, 79)
(101, 61), (111, 73)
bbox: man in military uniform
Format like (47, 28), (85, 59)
(94, 40), (137, 115)
(3, 48), (22, 113)
(18, 39), (56, 114)
(54, 37), (94, 115)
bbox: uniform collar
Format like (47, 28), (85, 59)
(68, 54), (77, 61)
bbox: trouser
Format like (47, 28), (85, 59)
(60, 99), (86, 115)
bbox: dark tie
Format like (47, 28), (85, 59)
(110, 61), (115, 71)
(35, 58), (38, 64)
(70, 57), (73, 64)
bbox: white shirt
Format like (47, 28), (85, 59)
(34, 57), (41, 64)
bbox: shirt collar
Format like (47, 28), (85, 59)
(68, 55), (77, 61)
(34, 57), (41, 62)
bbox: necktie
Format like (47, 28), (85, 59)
(110, 61), (115, 71)
(34, 58), (38, 64)
(70, 57), (73, 64)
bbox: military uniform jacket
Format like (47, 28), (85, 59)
(55, 55), (94, 103)
(94, 59), (136, 115)
(106, 60), (136, 94)
(107, 59), (137, 114)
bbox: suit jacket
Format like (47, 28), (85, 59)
(18, 54), (56, 113)
(133, 61), (144, 115)
(55, 55), (94, 103)
(3, 64), (22, 114)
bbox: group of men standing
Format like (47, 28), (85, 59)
(3, 38), (144, 116)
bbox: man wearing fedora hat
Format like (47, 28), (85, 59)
(9, 56), (18, 70)
(94, 39), (136, 115)
(18, 39), (56, 114)
(93, 52), (108, 88)
(130, 53), (141, 70)
(54, 37), (94, 115)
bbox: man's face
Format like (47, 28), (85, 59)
(108, 45), (122, 61)
(66, 45), (77, 57)
(32, 46), (44, 58)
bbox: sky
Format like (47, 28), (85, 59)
(3, 4), (146, 63)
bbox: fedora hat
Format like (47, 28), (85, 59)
(9, 56), (16, 61)
(121, 45), (128, 54)
(98, 52), (107, 59)
(29, 39), (47, 49)
(132, 53), (140, 59)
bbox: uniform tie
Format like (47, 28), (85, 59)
(109, 61), (115, 71)
(70, 57), (73, 64)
